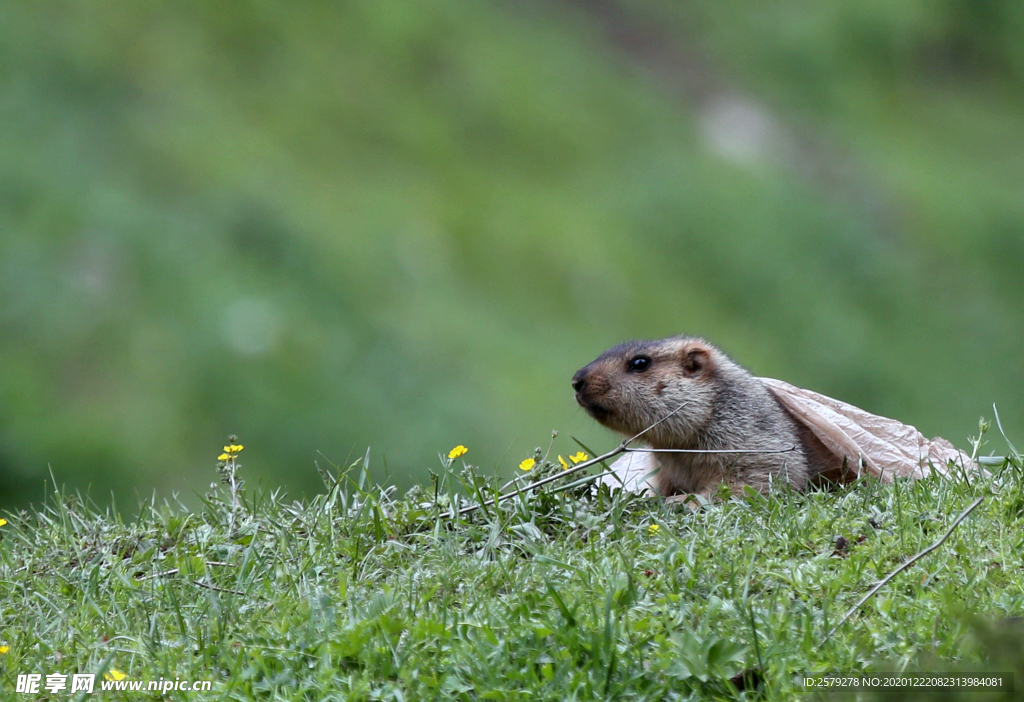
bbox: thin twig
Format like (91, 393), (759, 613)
(456, 443), (625, 516)
(496, 472), (532, 495)
(454, 405), (691, 517)
(454, 401), (796, 517)
(823, 496), (984, 642)
(627, 400), (692, 444)
(136, 568), (179, 581)
(623, 446), (796, 455)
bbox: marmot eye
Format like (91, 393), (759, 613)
(627, 355), (651, 373)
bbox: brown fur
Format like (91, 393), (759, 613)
(572, 335), (845, 502)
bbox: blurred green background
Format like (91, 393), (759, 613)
(2, 0), (1021, 510)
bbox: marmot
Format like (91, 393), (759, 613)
(572, 335), (850, 502)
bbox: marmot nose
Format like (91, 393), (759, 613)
(571, 370), (587, 392)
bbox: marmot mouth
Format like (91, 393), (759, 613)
(577, 397), (612, 422)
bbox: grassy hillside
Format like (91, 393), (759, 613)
(1, 439), (1022, 700)
(2, 0), (1022, 508)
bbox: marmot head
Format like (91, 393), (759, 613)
(571, 336), (723, 447)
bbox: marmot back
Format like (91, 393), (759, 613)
(571, 335), (843, 500)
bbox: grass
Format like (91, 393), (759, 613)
(1, 430), (1024, 701)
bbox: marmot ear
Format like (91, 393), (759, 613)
(681, 346), (710, 377)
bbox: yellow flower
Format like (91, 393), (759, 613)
(569, 452), (589, 464)
(558, 456), (569, 470)
(648, 524), (660, 534)
(104, 669), (126, 682)
(518, 458), (536, 471)
(218, 453), (231, 461)
(448, 445), (468, 460)
(223, 444), (244, 453)
(0, 646), (8, 654)
(0, 518), (7, 527)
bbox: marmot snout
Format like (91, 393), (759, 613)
(573, 335), (843, 501)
